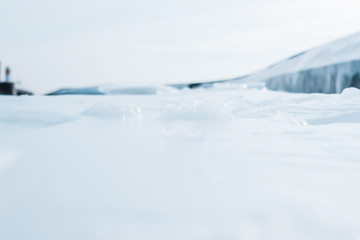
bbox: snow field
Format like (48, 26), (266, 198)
(1, 87), (360, 239)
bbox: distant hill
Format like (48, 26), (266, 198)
(48, 32), (360, 95)
(238, 32), (360, 93)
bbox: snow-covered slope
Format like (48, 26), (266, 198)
(243, 32), (360, 93)
(46, 33), (360, 95)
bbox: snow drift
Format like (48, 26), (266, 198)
(242, 32), (360, 93)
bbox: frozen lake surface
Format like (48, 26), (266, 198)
(1, 86), (360, 240)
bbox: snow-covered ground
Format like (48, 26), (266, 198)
(1, 86), (360, 240)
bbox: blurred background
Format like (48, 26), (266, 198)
(1, 0), (360, 94)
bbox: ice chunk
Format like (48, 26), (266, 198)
(341, 87), (360, 100)
(193, 98), (233, 121)
(159, 99), (232, 122)
(161, 121), (204, 140)
(82, 103), (124, 117)
(224, 96), (258, 117)
(82, 103), (142, 119)
(273, 111), (307, 126)
(159, 102), (191, 121)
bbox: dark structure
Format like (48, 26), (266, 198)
(0, 82), (16, 95)
(0, 64), (33, 96)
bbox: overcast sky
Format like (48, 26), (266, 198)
(1, 0), (360, 93)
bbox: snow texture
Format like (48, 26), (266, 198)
(1, 87), (360, 240)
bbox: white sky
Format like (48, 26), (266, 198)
(1, 0), (360, 93)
